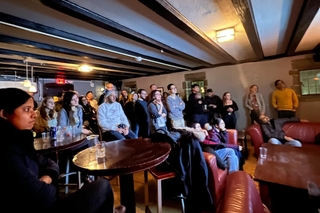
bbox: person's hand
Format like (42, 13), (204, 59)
(71, 106), (77, 111)
(116, 128), (124, 134)
(239, 146), (243, 151)
(122, 127), (129, 136)
(39, 175), (52, 184)
(81, 129), (91, 135)
(202, 130), (208, 136)
(212, 104), (217, 108)
(284, 136), (294, 141)
(228, 107), (233, 112)
(161, 113), (166, 117)
(300, 119), (309, 122)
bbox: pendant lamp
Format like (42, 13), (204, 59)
(29, 66), (37, 92)
(23, 60), (31, 87)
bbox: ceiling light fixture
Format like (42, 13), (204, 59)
(23, 60), (31, 87)
(29, 66), (37, 93)
(216, 28), (235, 43)
(78, 64), (93, 72)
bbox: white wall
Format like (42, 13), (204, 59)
(123, 54), (320, 130)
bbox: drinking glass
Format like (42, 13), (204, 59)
(259, 147), (267, 159)
(56, 126), (65, 142)
(95, 141), (106, 164)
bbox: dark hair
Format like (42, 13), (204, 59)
(62, 91), (77, 112)
(85, 91), (93, 96)
(0, 88), (32, 114)
(137, 89), (145, 94)
(150, 84), (156, 89)
(191, 84), (199, 89)
(57, 91), (64, 98)
(148, 90), (161, 105)
(207, 89), (213, 93)
(79, 95), (87, 107)
(250, 85), (258, 90)
(212, 118), (223, 126)
(167, 83), (174, 90)
(274, 79), (283, 86)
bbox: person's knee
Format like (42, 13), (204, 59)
(268, 138), (281, 145)
(290, 140), (302, 147)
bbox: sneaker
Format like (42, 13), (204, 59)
(114, 205), (126, 213)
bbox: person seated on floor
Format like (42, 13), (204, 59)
(0, 88), (125, 213)
(259, 114), (303, 147)
(97, 90), (137, 141)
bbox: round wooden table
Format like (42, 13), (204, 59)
(34, 133), (87, 154)
(72, 138), (171, 213)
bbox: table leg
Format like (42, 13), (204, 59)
(120, 174), (136, 213)
(259, 182), (270, 209)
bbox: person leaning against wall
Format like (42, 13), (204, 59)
(271, 80), (299, 118)
(245, 85), (266, 124)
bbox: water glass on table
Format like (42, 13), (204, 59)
(95, 141), (106, 164)
(41, 132), (50, 143)
(259, 147), (267, 159)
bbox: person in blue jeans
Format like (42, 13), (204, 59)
(97, 90), (137, 141)
(259, 114), (302, 147)
(192, 120), (239, 173)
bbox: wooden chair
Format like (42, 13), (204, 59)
(144, 165), (185, 213)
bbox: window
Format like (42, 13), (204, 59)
(300, 69), (320, 95)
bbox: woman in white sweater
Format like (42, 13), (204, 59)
(245, 85), (266, 124)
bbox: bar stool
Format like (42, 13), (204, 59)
(144, 165), (185, 213)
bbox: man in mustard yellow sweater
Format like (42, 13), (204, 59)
(271, 79), (299, 118)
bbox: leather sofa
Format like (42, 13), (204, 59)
(217, 171), (269, 213)
(203, 129), (238, 205)
(247, 122), (320, 158)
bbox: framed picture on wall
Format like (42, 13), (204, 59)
(157, 87), (164, 95)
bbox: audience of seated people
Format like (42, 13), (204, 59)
(12, 78), (308, 212)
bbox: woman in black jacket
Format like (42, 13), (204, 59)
(0, 88), (125, 213)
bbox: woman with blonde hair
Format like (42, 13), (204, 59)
(33, 96), (57, 134)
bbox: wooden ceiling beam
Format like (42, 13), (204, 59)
(286, 0), (320, 55)
(0, 67), (120, 81)
(138, 0), (237, 64)
(231, 0), (264, 60)
(0, 48), (150, 76)
(0, 12), (191, 71)
(40, 0), (213, 67)
(0, 34), (174, 73)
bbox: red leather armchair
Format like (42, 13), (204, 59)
(217, 171), (269, 213)
(203, 129), (239, 205)
(247, 122), (320, 158)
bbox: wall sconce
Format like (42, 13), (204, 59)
(216, 28), (235, 43)
(78, 64), (93, 72)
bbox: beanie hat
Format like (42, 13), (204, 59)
(105, 89), (115, 98)
(204, 123), (212, 131)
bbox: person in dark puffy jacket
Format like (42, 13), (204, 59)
(0, 88), (125, 213)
